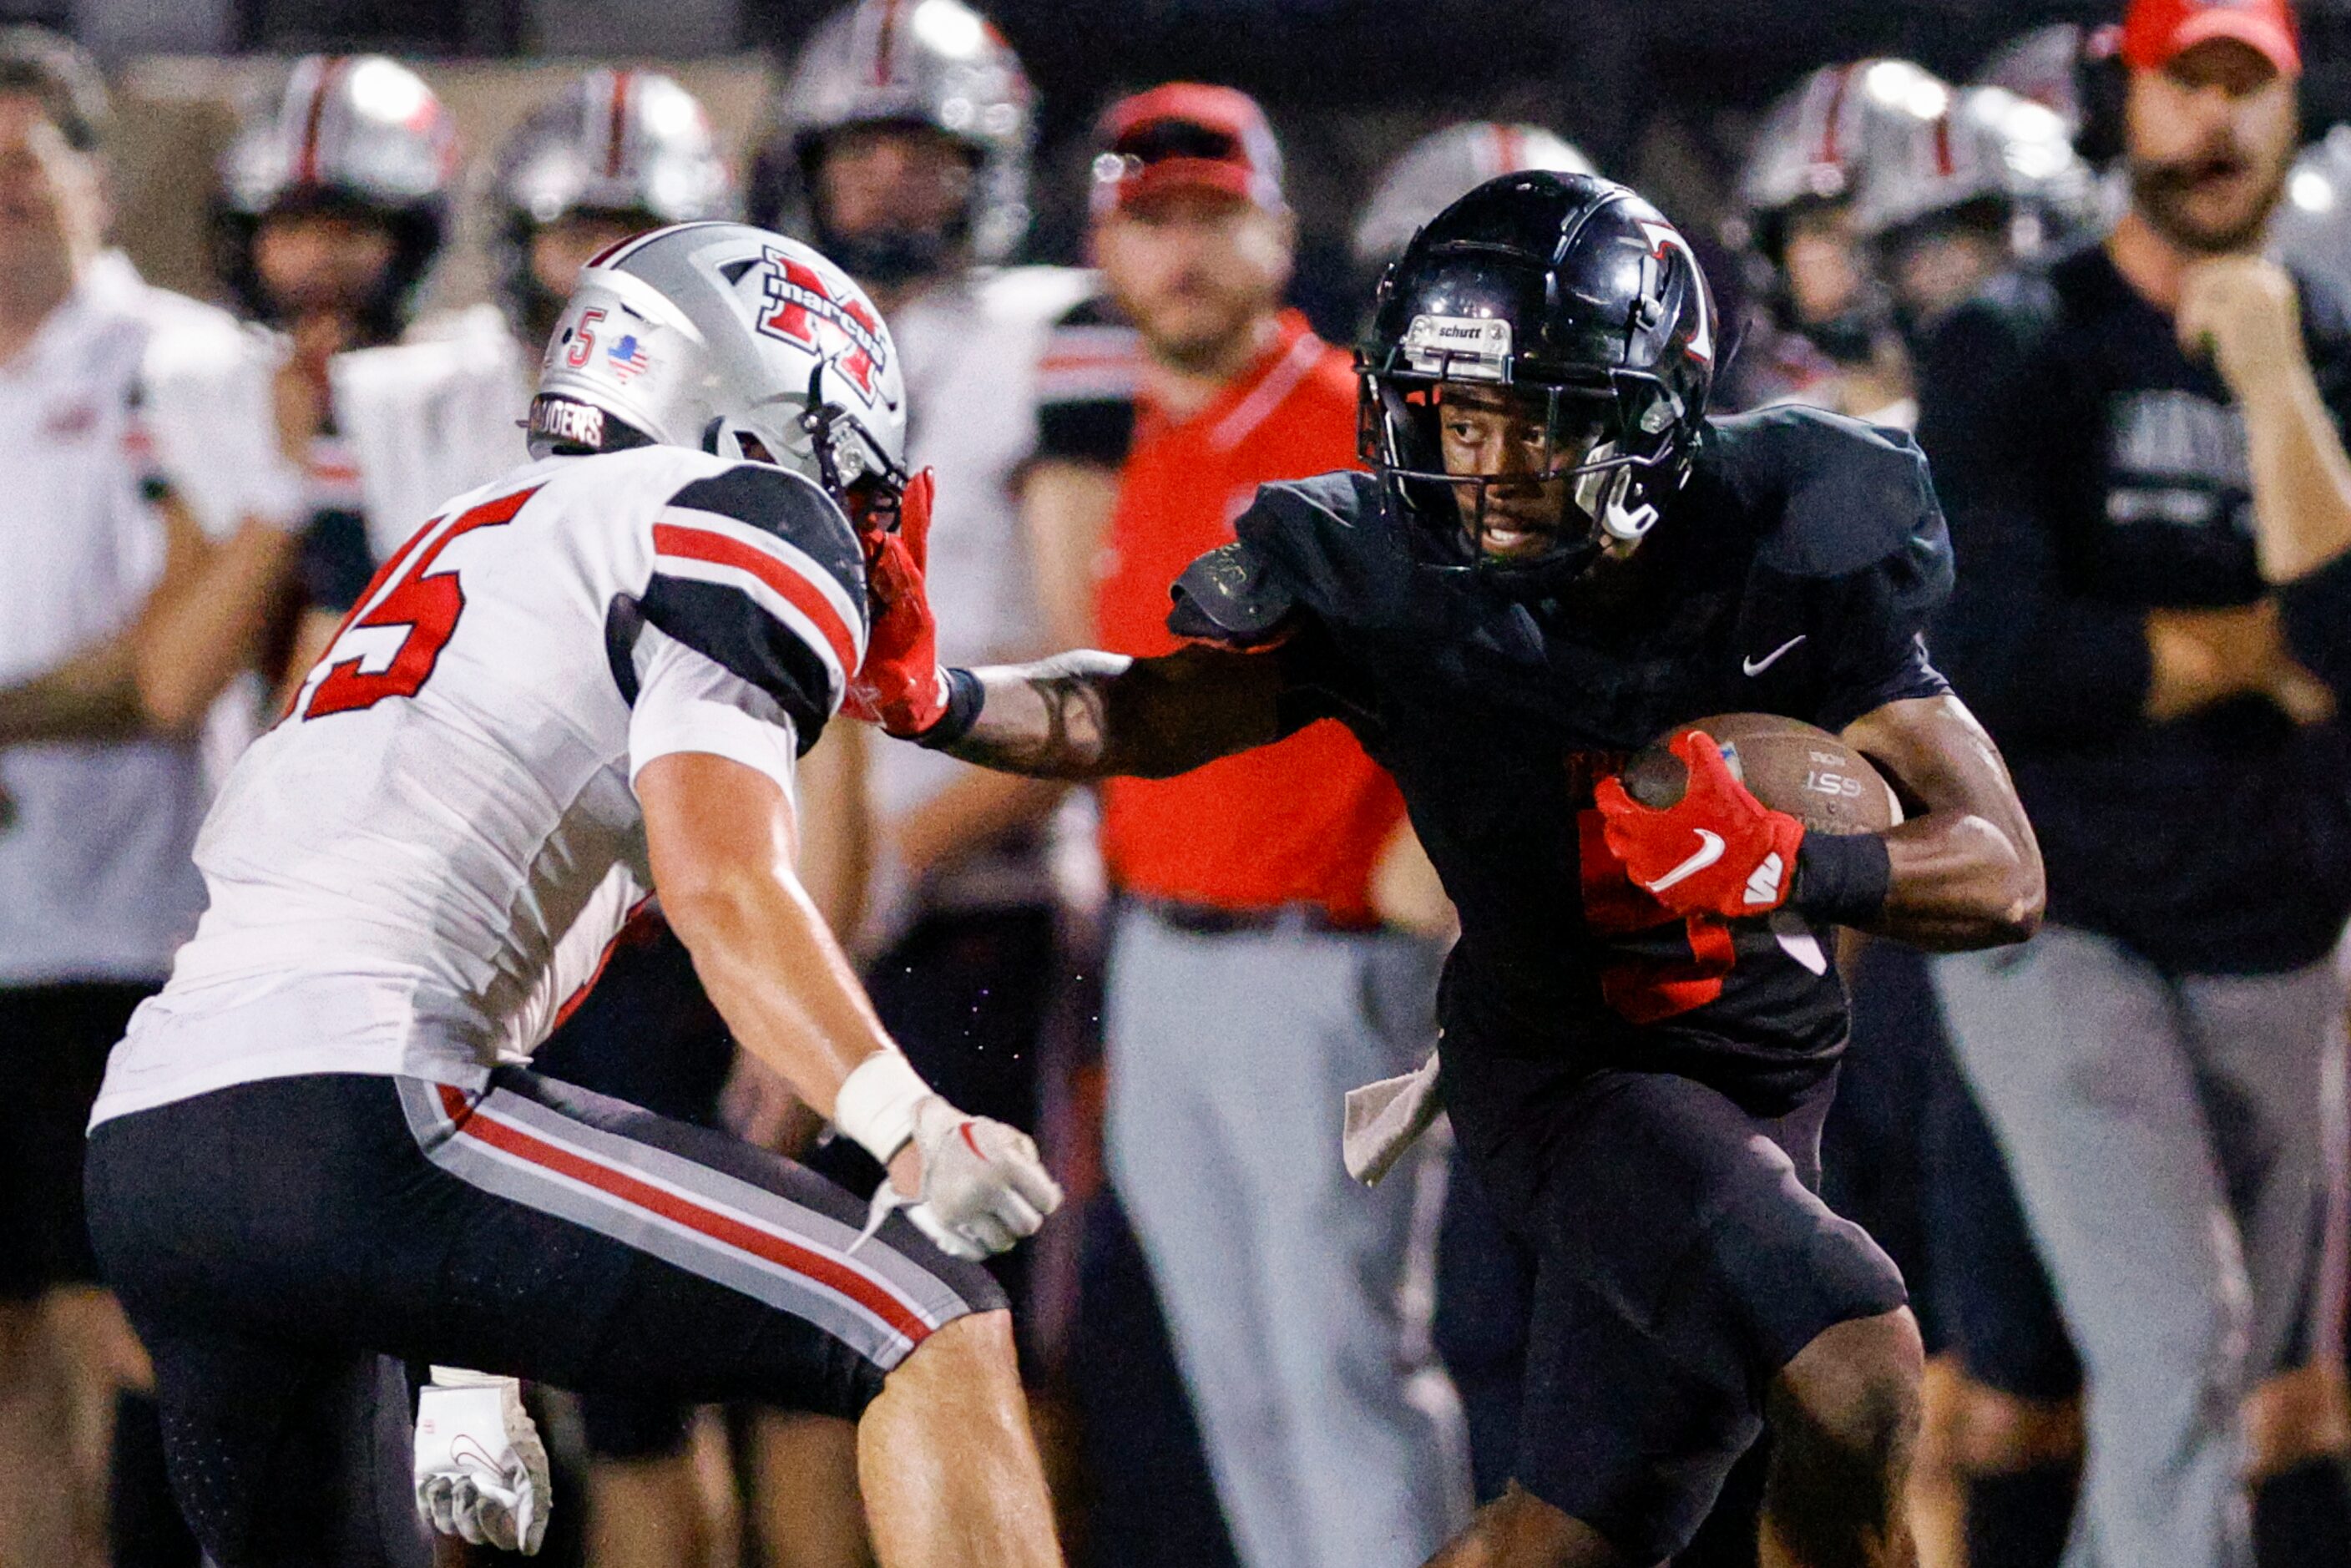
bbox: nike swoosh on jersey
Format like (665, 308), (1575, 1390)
(1646, 829), (1726, 892)
(1742, 635), (1806, 676)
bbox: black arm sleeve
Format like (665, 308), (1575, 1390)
(1915, 293), (2154, 744)
(1033, 296), (1140, 468)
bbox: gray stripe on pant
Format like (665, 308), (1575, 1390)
(394, 1077), (944, 1371)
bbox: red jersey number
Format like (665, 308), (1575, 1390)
(301, 485), (541, 721)
(1576, 807), (1737, 1025)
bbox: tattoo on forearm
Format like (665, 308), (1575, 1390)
(943, 645), (1283, 781)
(944, 650), (1128, 778)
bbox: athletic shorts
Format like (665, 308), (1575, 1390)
(0, 980), (154, 1299)
(86, 1069), (1004, 1568)
(1438, 1050), (1909, 1564)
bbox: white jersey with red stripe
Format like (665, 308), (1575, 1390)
(90, 444), (867, 1127)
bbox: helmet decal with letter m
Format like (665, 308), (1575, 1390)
(1358, 170), (1716, 598)
(756, 245), (892, 404)
(531, 222), (908, 534)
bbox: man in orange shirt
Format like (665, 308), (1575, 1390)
(1056, 84), (1466, 1568)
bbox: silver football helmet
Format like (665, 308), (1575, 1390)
(751, 0), (1034, 284)
(488, 69), (739, 340)
(530, 223), (908, 524)
(1351, 122), (1595, 272)
(2270, 125), (2351, 311)
(1853, 85), (2094, 248)
(215, 54), (459, 336)
(1737, 59), (1953, 251)
(1973, 23), (2093, 139)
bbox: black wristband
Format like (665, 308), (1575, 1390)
(913, 666), (983, 750)
(1790, 832), (1892, 927)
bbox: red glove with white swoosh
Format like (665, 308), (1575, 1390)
(1594, 731), (1806, 918)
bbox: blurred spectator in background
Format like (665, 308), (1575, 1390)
(210, 55), (519, 695)
(745, 1), (1097, 1556)
(0, 26), (299, 1568)
(1038, 79), (1468, 1568)
(1728, 48), (2102, 1568)
(479, 66), (752, 1568)
(1919, 1), (2351, 1564)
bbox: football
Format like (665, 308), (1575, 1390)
(1617, 712), (1902, 836)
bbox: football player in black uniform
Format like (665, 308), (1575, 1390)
(856, 170), (2043, 1567)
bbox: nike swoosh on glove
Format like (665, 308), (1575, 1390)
(844, 468), (950, 738)
(1593, 730), (1805, 919)
(857, 1095), (1064, 1262)
(414, 1368), (551, 1555)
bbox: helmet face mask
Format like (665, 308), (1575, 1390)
(1358, 171), (1713, 599)
(753, 0), (1034, 286)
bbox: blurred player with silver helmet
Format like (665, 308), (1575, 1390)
(85, 215), (1069, 1568)
(1350, 121), (1594, 277)
(215, 54), (458, 344)
(489, 68), (737, 348)
(752, 0), (1034, 289)
(1728, 59), (1949, 416)
(1854, 84), (2096, 335)
(745, 3), (1102, 1425)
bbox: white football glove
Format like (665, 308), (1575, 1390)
(413, 1368), (550, 1555)
(857, 1096), (1064, 1262)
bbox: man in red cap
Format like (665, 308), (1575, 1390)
(1917, 0), (2351, 1563)
(1027, 81), (1468, 1568)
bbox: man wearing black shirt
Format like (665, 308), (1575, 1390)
(855, 169), (2044, 1567)
(1917, 1), (2351, 1562)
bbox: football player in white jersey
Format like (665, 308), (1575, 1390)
(83, 221), (1065, 1568)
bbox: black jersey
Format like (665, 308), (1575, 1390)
(1170, 404), (1953, 1104)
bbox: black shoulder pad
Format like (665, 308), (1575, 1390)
(667, 465), (863, 591)
(1168, 541), (1298, 647)
(1732, 407), (1952, 594)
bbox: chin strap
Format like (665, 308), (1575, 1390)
(1574, 446), (1661, 544)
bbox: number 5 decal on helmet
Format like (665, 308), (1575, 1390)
(299, 486), (542, 721)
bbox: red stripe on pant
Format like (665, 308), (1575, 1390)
(434, 1085), (931, 1348)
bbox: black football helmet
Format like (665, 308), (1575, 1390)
(1358, 171), (1716, 598)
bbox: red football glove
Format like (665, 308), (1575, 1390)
(845, 468), (949, 737)
(1593, 731), (1806, 918)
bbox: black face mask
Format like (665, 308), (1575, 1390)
(817, 224), (958, 291)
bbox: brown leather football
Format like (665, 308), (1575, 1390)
(1617, 712), (1901, 836)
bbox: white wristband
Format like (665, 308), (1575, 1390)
(834, 1052), (931, 1166)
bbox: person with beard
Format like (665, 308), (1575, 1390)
(1027, 83), (1469, 1568)
(1916, 1), (2351, 1564)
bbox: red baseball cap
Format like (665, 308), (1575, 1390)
(2121, 0), (2301, 78)
(1091, 83), (1286, 217)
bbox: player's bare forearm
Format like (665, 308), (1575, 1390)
(1840, 695), (2044, 951)
(0, 635), (146, 744)
(134, 508), (302, 732)
(640, 751), (898, 1120)
(941, 643), (1287, 780)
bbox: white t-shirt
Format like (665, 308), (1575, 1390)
(91, 446), (866, 1125)
(860, 265), (1097, 945)
(0, 253), (274, 987)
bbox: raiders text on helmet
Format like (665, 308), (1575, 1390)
(1358, 172), (1716, 596)
(1351, 121), (1595, 274)
(530, 222), (909, 528)
(215, 55), (459, 338)
(751, 0), (1034, 286)
(488, 70), (740, 341)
